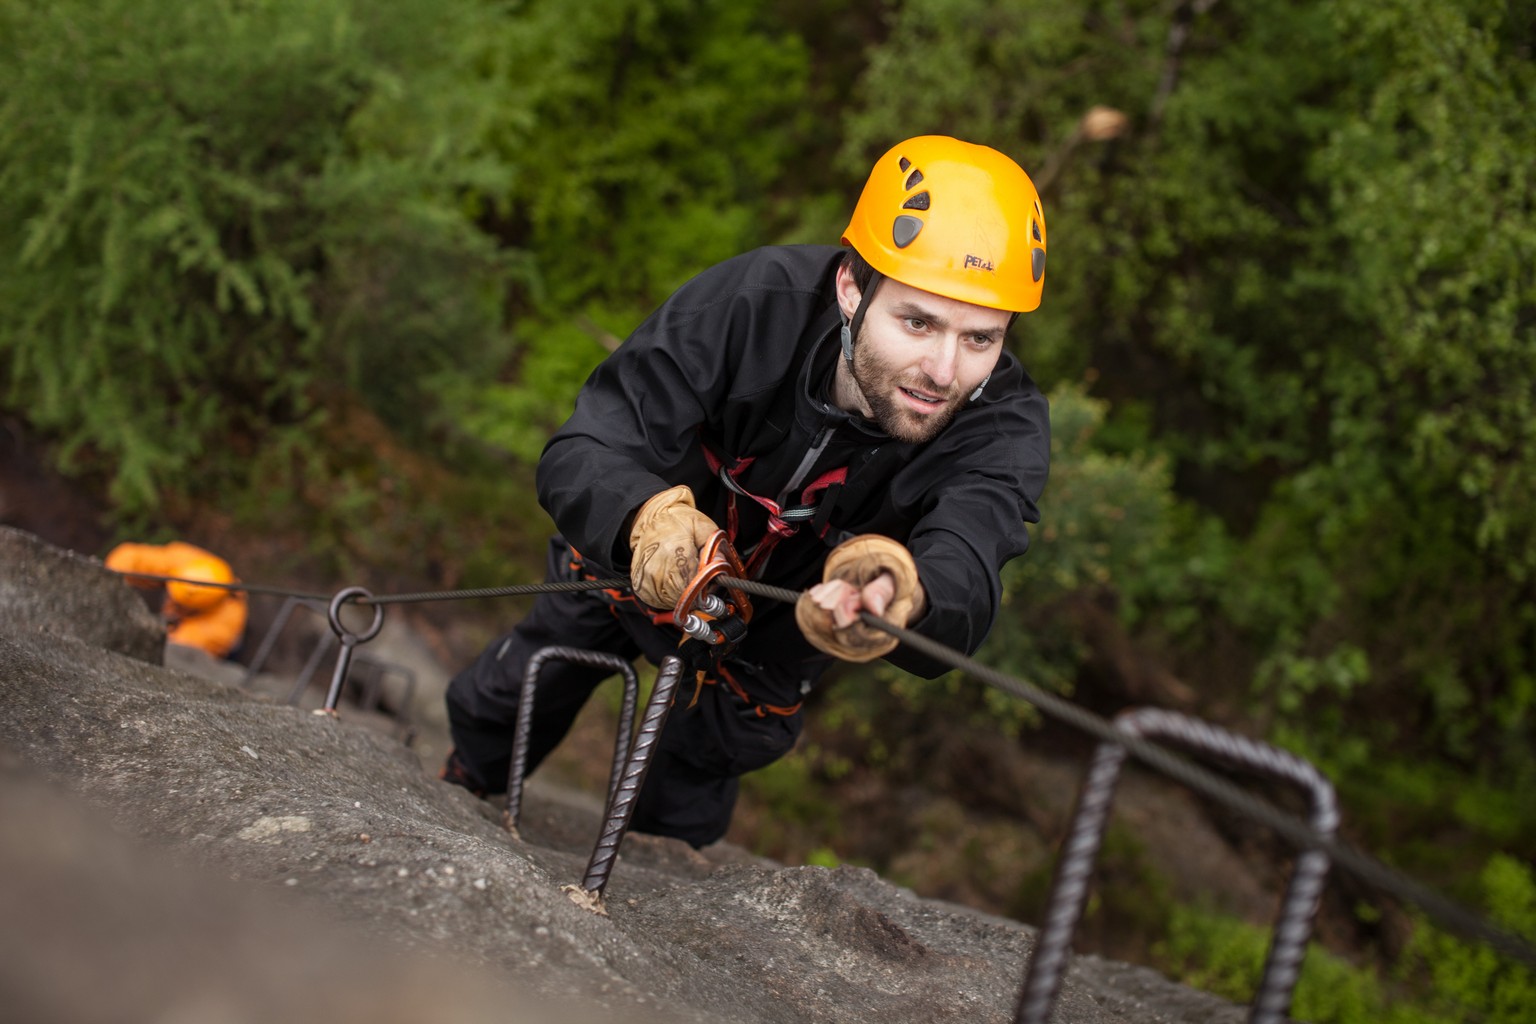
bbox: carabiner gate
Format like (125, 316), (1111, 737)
(672, 531), (752, 644)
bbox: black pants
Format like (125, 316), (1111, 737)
(445, 538), (806, 848)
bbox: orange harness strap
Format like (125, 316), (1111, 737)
(687, 663), (803, 719)
(567, 549), (795, 719)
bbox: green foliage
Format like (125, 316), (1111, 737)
(1158, 904), (1400, 1022)
(1260, 644), (1372, 718)
(482, 0), (812, 307)
(441, 0), (818, 467)
(841, 0), (1168, 164)
(975, 382), (1231, 729)
(846, 0), (1536, 784)
(1214, 0), (1536, 777)
(1318, 0), (1536, 577)
(805, 847), (842, 869)
(0, 0), (514, 515)
(1157, 855), (1536, 1023)
(439, 319), (613, 466)
(1401, 855), (1536, 1023)
(737, 742), (846, 856)
(1266, 738), (1536, 895)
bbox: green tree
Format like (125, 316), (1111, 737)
(1157, 853), (1536, 1023)
(845, 0), (1536, 784)
(444, 0), (817, 464)
(0, 0), (513, 517)
(1256, 0), (1536, 772)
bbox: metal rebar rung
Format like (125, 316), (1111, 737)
(243, 596), (317, 686)
(572, 655), (685, 910)
(506, 646), (641, 834)
(1015, 707), (1339, 1024)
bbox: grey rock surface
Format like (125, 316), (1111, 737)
(0, 525), (165, 663)
(0, 525), (1246, 1024)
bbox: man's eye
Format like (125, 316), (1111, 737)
(905, 317), (928, 331)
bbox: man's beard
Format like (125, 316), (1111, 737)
(848, 343), (964, 444)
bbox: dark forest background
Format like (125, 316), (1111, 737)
(3, 1), (1532, 1019)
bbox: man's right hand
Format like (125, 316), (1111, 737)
(628, 485), (721, 610)
(795, 534), (923, 662)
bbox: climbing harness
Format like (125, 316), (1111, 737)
(702, 442), (845, 579)
(697, 436), (909, 581)
(668, 531), (755, 704)
(567, 533), (782, 717)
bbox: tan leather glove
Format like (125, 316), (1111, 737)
(628, 485), (721, 610)
(795, 534), (924, 662)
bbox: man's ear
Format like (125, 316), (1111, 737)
(834, 261), (862, 321)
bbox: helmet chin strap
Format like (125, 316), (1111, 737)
(841, 269), (883, 366)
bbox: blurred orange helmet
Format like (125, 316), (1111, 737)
(843, 135), (1046, 313)
(167, 556), (235, 612)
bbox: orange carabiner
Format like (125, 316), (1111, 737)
(672, 531), (753, 641)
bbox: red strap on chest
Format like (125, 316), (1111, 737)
(701, 446), (846, 578)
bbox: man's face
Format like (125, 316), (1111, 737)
(834, 264), (1010, 444)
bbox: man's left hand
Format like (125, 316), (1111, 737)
(628, 484), (721, 610)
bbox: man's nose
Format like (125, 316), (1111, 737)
(921, 335), (960, 388)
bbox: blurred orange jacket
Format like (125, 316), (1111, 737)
(105, 542), (248, 658)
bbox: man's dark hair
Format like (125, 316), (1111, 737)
(841, 249), (878, 293)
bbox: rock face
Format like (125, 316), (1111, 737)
(0, 526), (1246, 1024)
(0, 526), (165, 662)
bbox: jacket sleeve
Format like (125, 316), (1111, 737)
(884, 361), (1051, 677)
(536, 251), (810, 570)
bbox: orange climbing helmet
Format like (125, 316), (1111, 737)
(842, 135), (1046, 313)
(165, 555), (236, 612)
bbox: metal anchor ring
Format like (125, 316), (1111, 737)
(319, 586), (385, 714)
(327, 586), (385, 644)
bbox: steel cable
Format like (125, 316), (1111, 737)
(719, 576), (1536, 971)
(104, 566), (1536, 968)
(361, 579), (630, 605)
(106, 569), (628, 605)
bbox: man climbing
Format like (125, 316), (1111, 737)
(443, 135), (1052, 848)
(105, 541), (248, 659)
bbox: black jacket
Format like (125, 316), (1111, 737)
(537, 245), (1050, 680)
